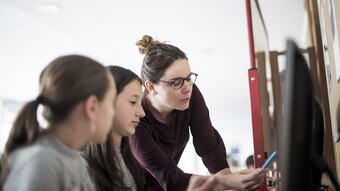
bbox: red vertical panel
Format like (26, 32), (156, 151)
(248, 69), (266, 167)
(246, 0), (267, 190)
(248, 69), (267, 191)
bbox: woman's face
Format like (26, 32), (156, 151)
(95, 73), (117, 142)
(153, 59), (193, 111)
(112, 80), (145, 138)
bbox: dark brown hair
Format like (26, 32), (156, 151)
(82, 66), (145, 191)
(136, 35), (188, 94)
(0, 55), (110, 186)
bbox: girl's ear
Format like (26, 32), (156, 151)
(83, 95), (98, 121)
(145, 80), (157, 95)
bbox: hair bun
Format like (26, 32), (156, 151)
(136, 35), (161, 55)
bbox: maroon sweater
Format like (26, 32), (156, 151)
(131, 84), (229, 191)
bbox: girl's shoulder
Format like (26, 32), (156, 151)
(9, 142), (61, 169)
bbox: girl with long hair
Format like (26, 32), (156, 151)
(82, 66), (145, 191)
(0, 55), (116, 191)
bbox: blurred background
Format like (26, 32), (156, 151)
(0, 0), (305, 174)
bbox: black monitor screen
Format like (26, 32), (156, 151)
(278, 40), (314, 190)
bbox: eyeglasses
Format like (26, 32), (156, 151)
(159, 72), (198, 90)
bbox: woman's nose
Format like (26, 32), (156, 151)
(181, 80), (192, 93)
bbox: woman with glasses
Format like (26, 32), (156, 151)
(132, 35), (267, 191)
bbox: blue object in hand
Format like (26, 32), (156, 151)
(261, 150), (278, 169)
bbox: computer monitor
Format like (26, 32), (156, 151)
(278, 39), (340, 191)
(278, 39), (316, 190)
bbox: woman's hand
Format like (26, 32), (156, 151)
(216, 168), (268, 191)
(187, 175), (225, 191)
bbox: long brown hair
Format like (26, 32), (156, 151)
(136, 35), (188, 94)
(0, 55), (110, 186)
(82, 65), (145, 191)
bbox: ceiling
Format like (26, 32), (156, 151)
(0, 0), (306, 166)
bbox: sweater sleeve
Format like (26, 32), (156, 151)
(132, 125), (192, 191)
(189, 85), (229, 173)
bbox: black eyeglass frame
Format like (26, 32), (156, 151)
(159, 72), (198, 90)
